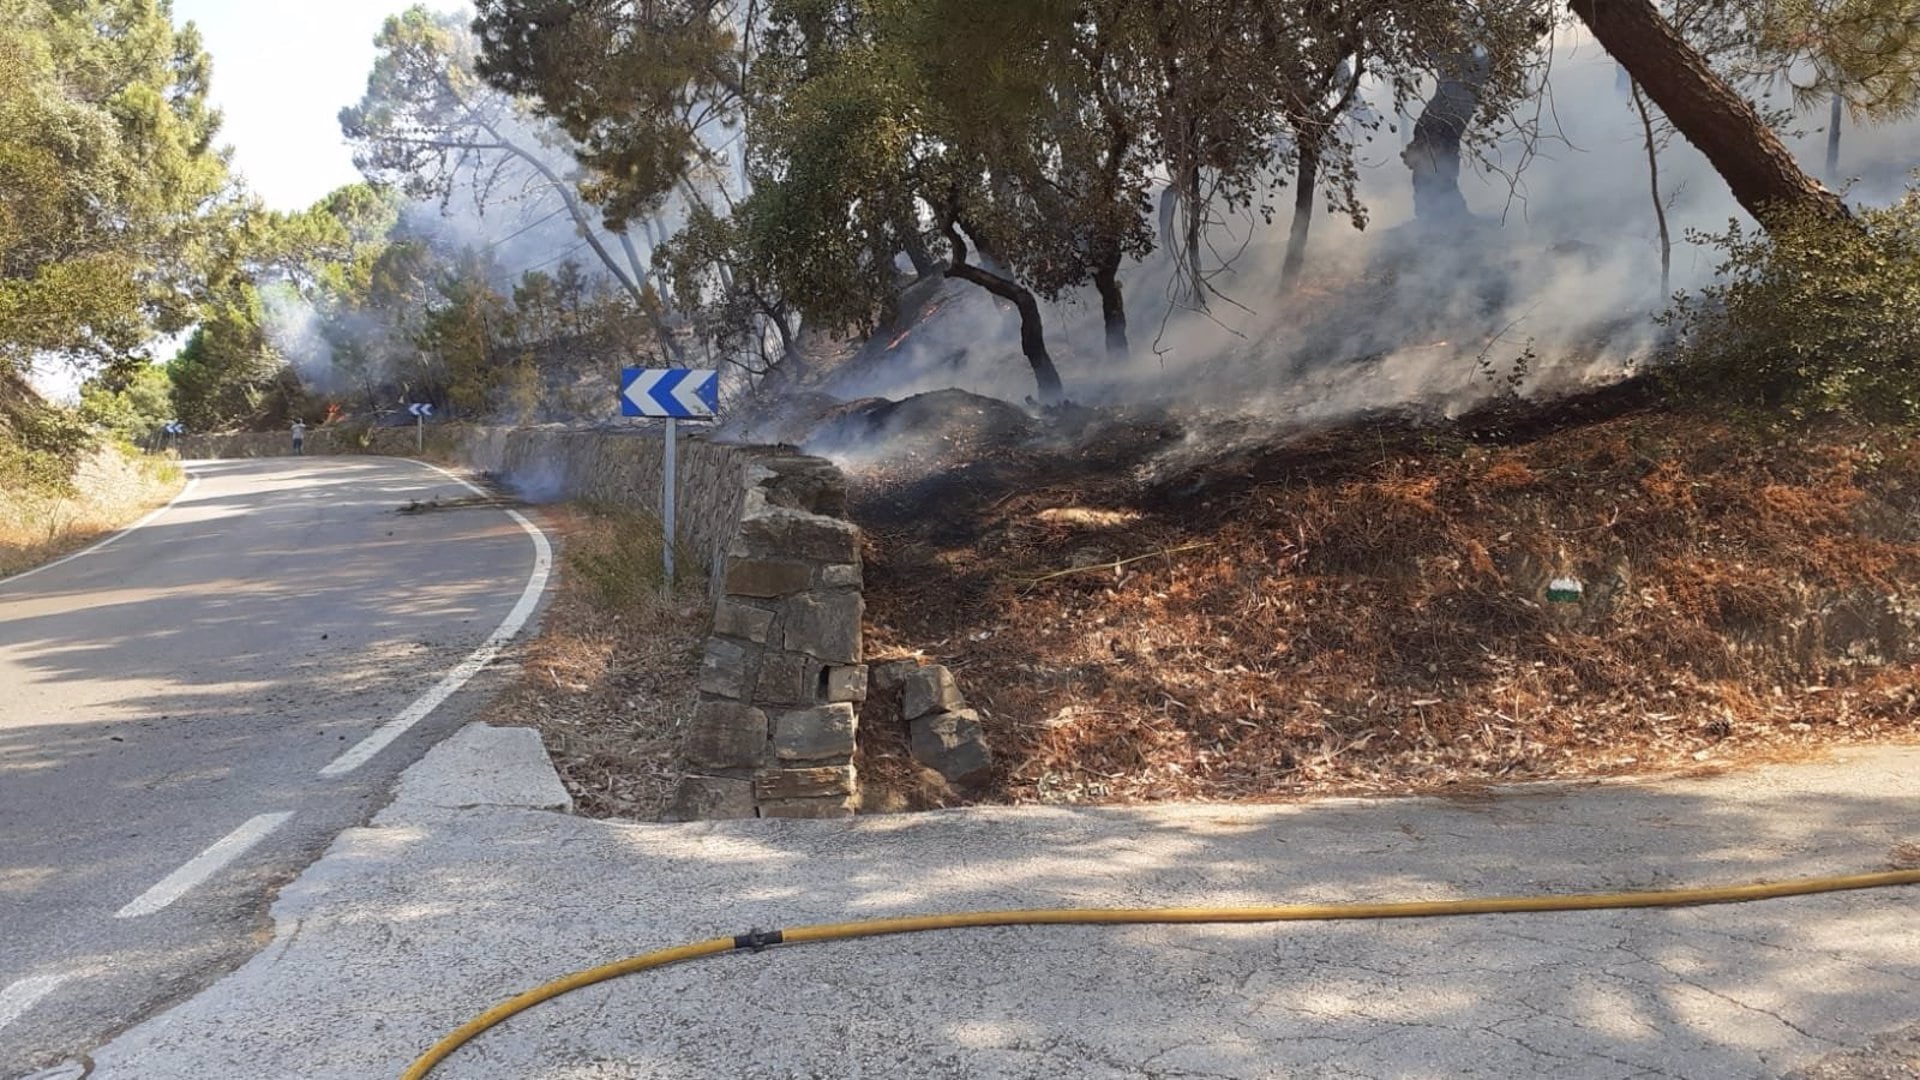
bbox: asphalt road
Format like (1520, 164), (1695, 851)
(0, 457), (550, 1077)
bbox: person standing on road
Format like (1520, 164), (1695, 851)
(291, 420), (306, 455)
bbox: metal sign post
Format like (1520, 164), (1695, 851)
(663, 418), (677, 586)
(407, 402), (435, 453)
(620, 367), (719, 588)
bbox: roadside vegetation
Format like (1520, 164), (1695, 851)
(0, 369), (182, 579)
(479, 506), (708, 819)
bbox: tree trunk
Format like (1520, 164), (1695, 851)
(1402, 52), (1489, 221)
(1629, 81), (1673, 294)
(615, 227), (653, 292)
(1182, 155), (1206, 307)
(1281, 136), (1320, 292)
(943, 219), (1064, 403)
(1826, 93), (1843, 181)
(895, 205), (936, 277)
(1569, 0), (1847, 225)
(1092, 262), (1128, 360)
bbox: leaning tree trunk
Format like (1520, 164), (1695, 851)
(1091, 260), (1129, 360)
(942, 219), (1064, 403)
(1569, 0), (1848, 226)
(1281, 135), (1321, 292)
(895, 205), (937, 278)
(1401, 52), (1490, 221)
(1826, 93), (1843, 181)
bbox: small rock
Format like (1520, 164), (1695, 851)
(909, 707), (993, 790)
(869, 659), (922, 693)
(902, 665), (964, 720)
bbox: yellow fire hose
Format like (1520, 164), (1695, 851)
(402, 866), (1920, 1079)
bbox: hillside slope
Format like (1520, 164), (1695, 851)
(851, 396), (1920, 803)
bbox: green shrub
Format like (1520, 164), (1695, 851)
(1665, 181), (1920, 421)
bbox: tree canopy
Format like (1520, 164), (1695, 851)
(0, 0), (230, 373)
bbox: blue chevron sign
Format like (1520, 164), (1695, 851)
(620, 368), (719, 418)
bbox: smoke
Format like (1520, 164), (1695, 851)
(805, 28), (1920, 442)
(493, 455), (568, 503)
(259, 287), (339, 393)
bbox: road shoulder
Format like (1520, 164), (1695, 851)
(88, 735), (1920, 1080)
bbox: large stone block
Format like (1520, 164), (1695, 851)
(724, 558), (814, 598)
(753, 765), (856, 801)
(713, 600), (776, 645)
(773, 704), (858, 761)
(824, 664), (868, 704)
(684, 700), (769, 770)
(782, 591), (863, 664)
(759, 797), (856, 819)
(815, 563), (862, 589)
(755, 651), (823, 708)
(759, 457), (849, 517)
(666, 776), (757, 821)
(902, 664), (964, 720)
(697, 639), (755, 699)
(732, 509), (861, 564)
(909, 708), (993, 790)
(869, 659), (922, 694)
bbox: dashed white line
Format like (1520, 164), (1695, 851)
(0, 973), (74, 1032)
(0, 473), (200, 589)
(114, 812), (294, 919)
(318, 462), (552, 778)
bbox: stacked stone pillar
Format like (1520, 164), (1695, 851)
(671, 457), (868, 819)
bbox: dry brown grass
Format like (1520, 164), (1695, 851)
(480, 505), (709, 819)
(860, 409), (1920, 805)
(0, 447), (183, 578)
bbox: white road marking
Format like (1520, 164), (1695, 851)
(318, 462), (552, 778)
(0, 474), (201, 590)
(0, 973), (73, 1032)
(114, 812), (294, 919)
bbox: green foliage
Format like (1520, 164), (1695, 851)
(0, 0), (231, 373)
(1748, 0), (1920, 118)
(0, 370), (93, 496)
(1665, 180), (1920, 421)
(78, 362), (174, 442)
(471, 0), (743, 231)
(165, 285), (280, 430)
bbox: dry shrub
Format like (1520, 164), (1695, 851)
(1, 446), (182, 578)
(1480, 457), (1538, 491)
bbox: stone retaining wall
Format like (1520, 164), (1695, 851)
(670, 456), (866, 820)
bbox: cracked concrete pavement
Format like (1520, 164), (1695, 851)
(89, 728), (1920, 1079)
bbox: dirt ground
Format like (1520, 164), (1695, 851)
(852, 391), (1920, 805)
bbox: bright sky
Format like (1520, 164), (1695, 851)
(171, 0), (470, 211)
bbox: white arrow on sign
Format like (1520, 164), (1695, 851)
(672, 375), (709, 417)
(621, 370), (664, 415)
